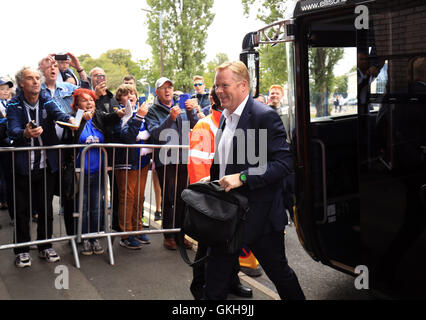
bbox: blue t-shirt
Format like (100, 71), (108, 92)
(76, 119), (104, 174)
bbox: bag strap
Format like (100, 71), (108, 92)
(177, 232), (209, 267)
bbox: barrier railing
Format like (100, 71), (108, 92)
(77, 143), (188, 265)
(0, 143), (189, 269)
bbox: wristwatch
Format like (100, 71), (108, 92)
(239, 171), (247, 184)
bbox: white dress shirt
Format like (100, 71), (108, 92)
(217, 95), (249, 179)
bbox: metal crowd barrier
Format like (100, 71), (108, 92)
(0, 144), (189, 269)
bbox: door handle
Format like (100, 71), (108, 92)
(312, 139), (328, 224)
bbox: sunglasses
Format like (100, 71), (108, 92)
(193, 83), (203, 87)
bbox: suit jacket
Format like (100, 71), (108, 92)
(210, 96), (293, 244)
(6, 91), (71, 175)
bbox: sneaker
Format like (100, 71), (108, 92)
(119, 236), (142, 250)
(39, 248), (60, 262)
(92, 239), (104, 255)
(81, 240), (93, 256)
(141, 217), (149, 228)
(15, 253), (31, 268)
(154, 211), (162, 221)
(135, 234), (151, 245)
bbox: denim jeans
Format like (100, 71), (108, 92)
(81, 172), (105, 235)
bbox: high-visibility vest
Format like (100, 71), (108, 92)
(188, 108), (221, 184)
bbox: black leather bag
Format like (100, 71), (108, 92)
(179, 181), (249, 266)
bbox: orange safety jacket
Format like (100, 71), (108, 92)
(188, 108), (222, 184)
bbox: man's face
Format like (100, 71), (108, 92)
(0, 85), (9, 100)
(123, 79), (136, 87)
(43, 62), (59, 83)
(91, 69), (107, 88)
(156, 81), (174, 106)
(193, 79), (205, 94)
(214, 68), (246, 112)
(269, 88), (283, 106)
(19, 69), (41, 96)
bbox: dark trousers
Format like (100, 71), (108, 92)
(13, 169), (56, 254)
(204, 231), (305, 300)
(156, 164), (188, 239)
(0, 152), (15, 221)
(192, 242), (241, 299)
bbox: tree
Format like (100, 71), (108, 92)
(242, 0), (345, 116)
(241, 0), (288, 95)
(309, 48), (344, 117)
(203, 53), (229, 89)
(145, 0), (215, 92)
(79, 52), (135, 92)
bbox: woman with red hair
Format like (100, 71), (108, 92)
(64, 88), (124, 256)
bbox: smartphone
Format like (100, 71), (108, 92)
(55, 54), (69, 61)
(179, 94), (190, 109)
(28, 120), (38, 129)
(138, 96), (146, 105)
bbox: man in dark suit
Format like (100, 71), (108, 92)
(7, 66), (75, 268)
(204, 61), (305, 300)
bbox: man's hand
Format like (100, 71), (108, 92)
(185, 99), (197, 111)
(24, 123), (43, 139)
(95, 81), (107, 98)
(136, 101), (148, 118)
(218, 173), (243, 192)
(170, 106), (182, 121)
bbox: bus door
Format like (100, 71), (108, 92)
(301, 10), (361, 273)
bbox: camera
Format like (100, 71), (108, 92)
(55, 54), (69, 61)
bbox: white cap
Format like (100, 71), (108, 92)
(155, 77), (174, 90)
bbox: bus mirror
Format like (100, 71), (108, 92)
(240, 50), (260, 99)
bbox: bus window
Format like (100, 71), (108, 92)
(309, 47), (358, 121)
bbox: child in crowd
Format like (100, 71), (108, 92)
(114, 84), (151, 249)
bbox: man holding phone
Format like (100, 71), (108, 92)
(89, 67), (120, 114)
(7, 66), (77, 268)
(145, 77), (200, 250)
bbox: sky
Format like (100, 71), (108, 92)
(1, 0), (265, 80)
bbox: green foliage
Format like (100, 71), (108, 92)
(204, 53), (230, 90)
(241, 0), (288, 95)
(309, 48), (344, 116)
(145, 0), (215, 92)
(79, 49), (145, 94)
(259, 44), (287, 94)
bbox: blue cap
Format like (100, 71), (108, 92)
(0, 78), (13, 88)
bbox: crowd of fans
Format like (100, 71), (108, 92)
(0, 53), (287, 277)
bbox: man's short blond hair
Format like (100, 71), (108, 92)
(216, 61), (250, 87)
(193, 75), (204, 83)
(269, 85), (284, 95)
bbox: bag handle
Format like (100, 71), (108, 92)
(177, 232), (209, 267)
(210, 180), (249, 213)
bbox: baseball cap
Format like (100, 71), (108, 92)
(0, 78), (13, 88)
(155, 77), (174, 90)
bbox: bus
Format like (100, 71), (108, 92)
(240, 0), (426, 299)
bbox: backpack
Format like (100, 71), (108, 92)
(178, 181), (249, 266)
